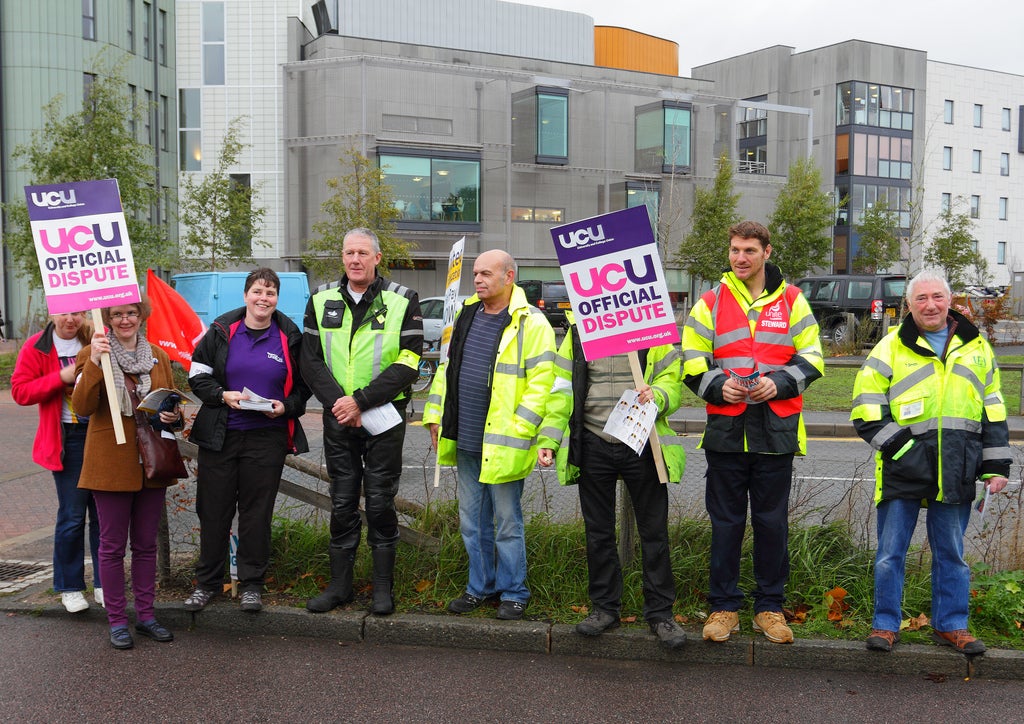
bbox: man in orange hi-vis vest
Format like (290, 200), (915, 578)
(682, 220), (824, 645)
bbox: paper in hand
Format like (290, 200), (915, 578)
(603, 389), (658, 455)
(238, 387), (275, 412)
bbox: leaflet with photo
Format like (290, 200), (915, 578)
(602, 389), (658, 456)
(238, 387), (275, 412)
(137, 387), (201, 414)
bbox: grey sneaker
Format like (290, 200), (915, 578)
(649, 618), (687, 650)
(576, 609), (620, 636)
(183, 587), (217, 612)
(496, 600), (526, 620)
(240, 591), (262, 612)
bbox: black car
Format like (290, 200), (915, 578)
(795, 274), (907, 344)
(519, 279), (571, 329)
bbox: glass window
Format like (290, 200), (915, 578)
(511, 207), (564, 223)
(1001, 152), (1009, 176)
(635, 102), (692, 173)
(537, 92), (568, 159)
(82, 0), (96, 40)
(159, 9), (167, 66)
(999, 197), (1008, 220)
(144, 89), (152, 144)
(626, 184), (659, 231)
(970, 195), (980, 219)
(941, 193), (951, 212)
(202, 2), (225, 85)
(835, 134), (849, 173)
(512, 88), (568, 165)
(998, 241), (1006, 265)
(126, 0), (135, 52)
(848, 281), (873, 300)
(974, 104), (983, 127)
(379, 153), (481, 224)
(160, 95), (169, 151)
(142, 1), (151, 59)
(942, 146), (952, 170)
(1003, 107), (1012, 132)
(944, 100), (954, 124)
(837, 83), (852, 126)
(128, 84), (137, 138)
(972, 149), (981, 173)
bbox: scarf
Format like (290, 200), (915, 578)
(108, 334), (155, 417)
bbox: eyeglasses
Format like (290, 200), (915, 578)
(109, 311), (140, 321)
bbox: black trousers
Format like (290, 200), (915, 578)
(322, 413), (405, 552)
(195, 426), (288, 592)
(704, 449), (794, 613)
(577, 429), (676, 622)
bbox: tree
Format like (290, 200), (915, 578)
(675, 154), (739, 286)
(2, 56), (172, 288)
(853, 200), (901, 273)
(177, 116), (267, 270)
(925, 203), (981, 289)
(766, 157), (834, 279)
(302, 147), (414, 281)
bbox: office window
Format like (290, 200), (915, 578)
(142, 1), (151, 59)
(850, 132), (911, 179)
(511, 207), (564, 223)
(179, 89), (201, 171)
(942, 146), (952, 170)
(998, 241), (1006, 265)
(83, 73), (97, 114)
(159, 94), (169, 151)
(128, 84), (137, 138)
(1001, 152), (1010, 176)
(202, 2), (226, 85)
(82, 0), (96, 40)
(941, 193), (951, 212)
(158, 9), (167, 66)
(1003, 107), (1012, 131)
(972, 149), (982, 173)
(379, 150), (481, 225)
(974, 104), (983, 127)
(836, 82), (913, 129)
(944, 99), (954, 124)
(144, 89), (152, 144)
(970, 195), (980, 219)
(999, 197), (1008, 220)
(635, 101), (692, 174)
(511, 87), (568, 165)
(126, 0), (135, 52)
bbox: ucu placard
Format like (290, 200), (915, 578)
(550, 206), (679, 361)
(25, 179), (141, 315)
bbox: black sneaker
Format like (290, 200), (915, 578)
(496, 600), (526, 620)
(448, 592), (492, 614)
(183, 587), (217, 612)
(134, 619), (174, 643)
(240, 591), (263, 612)
(576, 609), (620, 636)
(109, 626), (134, 650)
(649, 619), (687, 650)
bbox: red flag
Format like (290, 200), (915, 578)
(145, 269), (206, 371)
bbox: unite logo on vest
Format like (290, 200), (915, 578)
(760, 299), (789, 330)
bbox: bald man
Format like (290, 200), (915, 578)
(424, 250), (556, 620)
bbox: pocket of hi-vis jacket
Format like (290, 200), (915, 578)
(320, 300), (346, 329)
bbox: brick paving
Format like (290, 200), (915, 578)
(0, 389), (58, 544)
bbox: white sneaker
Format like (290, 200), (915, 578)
(93, 588), (104, 608)
(61, 591), (89, 613)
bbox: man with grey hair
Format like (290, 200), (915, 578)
(301, 227), (423, 616)
(852, 269), (1010, 654)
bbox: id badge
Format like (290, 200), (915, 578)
(899, 399), (924, 420)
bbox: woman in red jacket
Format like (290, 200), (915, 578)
(11, 311), (101, 613)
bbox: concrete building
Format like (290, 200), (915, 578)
(0, 0), (177, 339)
(694, 40), (1024, 285)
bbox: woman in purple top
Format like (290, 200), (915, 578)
(183, 269), (310, 613)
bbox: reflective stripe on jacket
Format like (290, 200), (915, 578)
(422, 286), (556, 484)
(537, 316), (686, 484)
(851, 309), (1011, 505)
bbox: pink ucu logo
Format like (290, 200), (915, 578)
(556, 224), (607, 249)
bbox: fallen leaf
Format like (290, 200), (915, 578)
(414, 579), (433, 593)
(674, 614), (690, 625)
(902, 613), (930, 631)
(570, 605), (588, 614)
(784, 604), (809, 625)
(824, 586), (849, 622)
(621, 615), (637, 623)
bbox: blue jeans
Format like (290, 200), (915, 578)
(52, 425), (100, 592)
(455, 449), (529, 604)
(873, 497), (973, 632)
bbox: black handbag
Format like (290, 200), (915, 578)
(126, 376), (188, 480)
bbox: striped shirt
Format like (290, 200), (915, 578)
(456, 307), (509, 453)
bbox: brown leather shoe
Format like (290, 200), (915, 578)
(866, 629), (899, 652)
(931, 629), (986, 655)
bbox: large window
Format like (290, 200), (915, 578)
(1001, 152), (1010, 176)
(837, 82), (913, 129)
(379, 150), (480, 226)
(179, 89), (201, 171)
(848, 132), (912, 179)
(837, 182), (913, 228)
(942, 146), (952, 170)
(738, 102), (768, 173)
(512, 87), (568, 165)
(626, 183), (659, 231)
(82, 0), (96, 40)
(944, 99), (954, 124)
(202, 2), (226, 85)
(635, 101), (691, 174)
(511, 207), (564, 223)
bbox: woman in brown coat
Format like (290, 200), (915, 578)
(72, 296), (182, 650)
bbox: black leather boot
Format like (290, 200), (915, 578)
(370, 548), (396, 616)
(306, 549), (354, 613)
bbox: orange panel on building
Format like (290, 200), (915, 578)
(594, 26), (679, 76)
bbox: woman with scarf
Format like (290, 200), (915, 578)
(11, 311), (101, 613)
(72, 296), (182, 650)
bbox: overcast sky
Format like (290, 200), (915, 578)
(527, 0), (1023, 77)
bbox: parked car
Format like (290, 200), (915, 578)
(795, 274), (907, 344)
(519, 279), (571, 329)
(420, 295), (469, 345)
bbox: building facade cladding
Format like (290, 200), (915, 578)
(925, 61), (1024, 285)
(284, 26), (804, 297)
(0, 0), (176, 338)
(175, 0), (289, 264)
